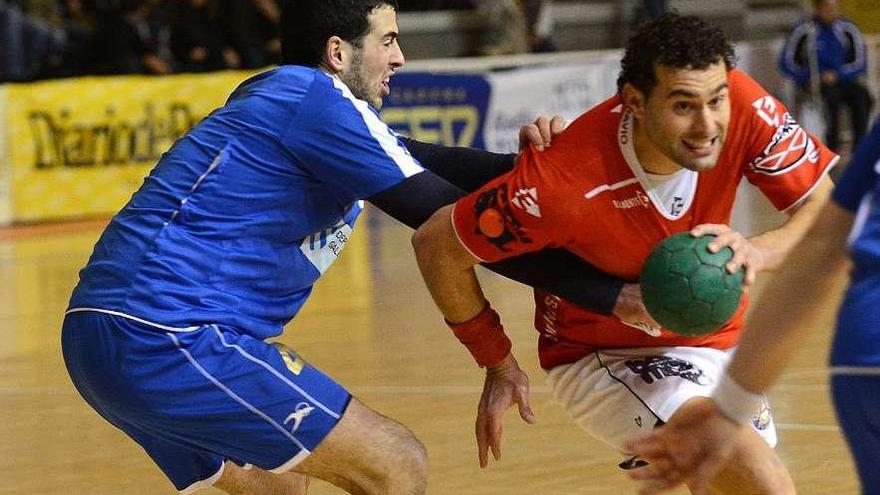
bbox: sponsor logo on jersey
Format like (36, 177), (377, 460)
(752, 96), (782, 128)
(624, 356), (709, 385)
(299, 218), (354, 274)
(511, 187), (541, 217)
(284, 402), (316, 434)
(612, 190), (650, 210)
(753, 401), (772, 431)
(751, 113), (819, 175)
(473, 184), (533, 252)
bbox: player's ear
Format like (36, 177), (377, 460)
(622, 83), (646, 120)
(323, 36), (347, 73)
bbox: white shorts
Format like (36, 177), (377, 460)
(546, 346), (777, 457)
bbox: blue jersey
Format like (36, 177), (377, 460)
(69, 66), (423, 339)
(830, 118), (880, 366)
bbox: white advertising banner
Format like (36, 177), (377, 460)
(482, 53), (620, 152)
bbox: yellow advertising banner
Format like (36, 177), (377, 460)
(843, 0), (880, 34)
(4, 71), (255, 223)
(0, 86), (10, 225)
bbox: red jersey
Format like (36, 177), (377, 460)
(452, 70), (838, 369)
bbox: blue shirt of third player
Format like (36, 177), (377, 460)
(830, 118), (880, 366)
(69, 66), (423, 339)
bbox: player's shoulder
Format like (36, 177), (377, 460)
(548, 96), (623, 162)
(728, 69), (787, 132)
(728, 69), (770, 106)
(518, 96), (630, 199)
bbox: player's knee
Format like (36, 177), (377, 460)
(381, 426), (428, 493)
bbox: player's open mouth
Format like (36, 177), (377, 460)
(683, 137), (718, 156)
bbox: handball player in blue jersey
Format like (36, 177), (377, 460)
(627, 117), (880, 495)
(61, 0), (630, 494)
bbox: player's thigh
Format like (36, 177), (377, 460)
(547, 347), (777, 453)
(63, 311), (351, 491)
(290, 398), (427, 488)
(832, 374), (880, 495)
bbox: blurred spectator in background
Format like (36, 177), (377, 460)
(641, 0), (665, 21)
(90, 0), (172, 75)
(169, 0), (238, 72)
(221, 0), (280, 69)
(476, 0), (554, 55)
(0, 0), (67, 81)
(779, 0), (873, 153)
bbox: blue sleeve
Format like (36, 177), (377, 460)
(837, 19), (868, 80)
(833, 119), (880, 212)
(779, 22), (811, 86)
(284, 76), (424, 203)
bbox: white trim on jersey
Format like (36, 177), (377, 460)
(450, 202), (489, 263)
(830, 366), (880, 376)
(617, 111), (697, 220)
(330, 76), (422, 178)
(65, 307), (202, 332)
(584, 178), (639, 200)
(780, 155), (838, 214)
(848, 192), (873, 247)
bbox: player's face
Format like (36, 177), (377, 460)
(633, 61), (731, 174)
(339, 5), (405, 109)
(816, 0), (839, 24)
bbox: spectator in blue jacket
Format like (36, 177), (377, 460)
(779, 0), (873, 153)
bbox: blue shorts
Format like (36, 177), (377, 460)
(831, 373), (880, 495)
(61, 310), (351, 493)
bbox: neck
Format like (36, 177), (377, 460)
(631, 116), (682, 175)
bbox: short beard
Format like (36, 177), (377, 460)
(339, 47), (381, 109)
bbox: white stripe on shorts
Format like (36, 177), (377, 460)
(211, 325), (340, 419)
(167, 332), (310, 452)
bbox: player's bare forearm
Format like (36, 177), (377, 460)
(748, 175), (834, 271)
(412, 205), (488, 322)
(730, 200), (852, 393)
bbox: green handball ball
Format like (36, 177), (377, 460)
(640, 232), (744, 337)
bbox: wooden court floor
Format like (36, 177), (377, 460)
(0, 208), (858, 495)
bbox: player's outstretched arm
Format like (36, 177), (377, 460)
(402, 115), (566, 193)
(412, 204), (535, 467)
(626, 200), (853, 493)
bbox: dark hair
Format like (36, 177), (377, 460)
(280, 0), (399, 67)
(617, 13), (736, 96)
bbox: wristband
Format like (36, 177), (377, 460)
(712, 372), (764, 425)
(446, 304), (512, 368)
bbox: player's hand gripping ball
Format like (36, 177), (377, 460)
(640, 233), (744, 337)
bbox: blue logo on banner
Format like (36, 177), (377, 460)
(381, 73), (490, 150)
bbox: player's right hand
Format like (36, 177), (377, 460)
(476, 353), (536, 468)
(613, 283), (662, 337)
(518, 115), (567, 152)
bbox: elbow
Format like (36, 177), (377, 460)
(412, 208), (444, 262)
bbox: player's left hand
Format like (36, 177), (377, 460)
(690, 224), (766, 286)
(476, 353), (536, 468)
(518, 115), (567, 152)
(624, 399), (745, 495)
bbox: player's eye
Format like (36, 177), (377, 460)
(673, 102), (691, 113)
(708, 95), (727, 108)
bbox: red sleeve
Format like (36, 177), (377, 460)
(732, 70), (839, 211)
(452, 147), (568, 263)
